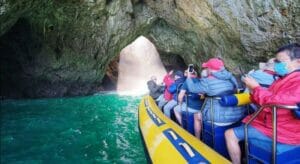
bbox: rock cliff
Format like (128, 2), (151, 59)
(0, 0), (299, 98)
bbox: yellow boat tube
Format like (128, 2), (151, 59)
(138, 96), (230, 164)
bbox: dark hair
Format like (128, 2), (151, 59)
(276, 43), (300, 59)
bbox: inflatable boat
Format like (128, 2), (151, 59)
(138, 95), (230, 163)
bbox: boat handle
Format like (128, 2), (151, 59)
(168, 131), (178, 140)
(144, 99), (149, 106)
(152, 113), (157, 118)
(156, 117), (161, 124)
(147, 107), (154, 115)
(146, 107), (151, 112)
(146, 107), (157, 118)
(179, 142), (195, 157)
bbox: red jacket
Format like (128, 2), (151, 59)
(163, 74), (174, 101)
(243, 71), (300, 145)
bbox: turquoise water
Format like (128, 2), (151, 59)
(0, 94), (147, 163)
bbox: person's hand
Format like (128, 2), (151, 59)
(168, 70), (174, 75)
(242, 75), (260, 90)
(186, 70), (193, 78)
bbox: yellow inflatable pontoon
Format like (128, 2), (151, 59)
(138, 96), (230, 164)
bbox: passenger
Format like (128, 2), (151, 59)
(158, 70), (174, 109)
(245, 58), (277, 91)
(225, 43), (300, 164)
(147, 76), (164, 101)
(163, 71), (185, 118)
(244, 58), (278, 112)
(185, 58), (245, 126)
(174, 71), (204, 139)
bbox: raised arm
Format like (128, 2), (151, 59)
(185, 78), (208, 94)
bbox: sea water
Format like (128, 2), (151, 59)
(0, 93), (147, 163)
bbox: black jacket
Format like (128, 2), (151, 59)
(147, 80), (164, 99)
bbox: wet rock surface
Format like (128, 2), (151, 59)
(0, 0), (299, 98)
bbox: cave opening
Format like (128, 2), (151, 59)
(102, 36), (187, 94)
(159, 51), (188, 72)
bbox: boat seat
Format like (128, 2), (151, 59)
(202, 121), (241, 159)
(181, 111), (195, 135)
(248, 139), (300, 163)
(245, 104), (300, 163)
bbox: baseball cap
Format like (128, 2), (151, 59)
(202, 58), (224, 71)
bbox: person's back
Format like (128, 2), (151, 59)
(201, 69), (237, 96)
(163, 71), (174, 101)
(157, 70), (174, 109)
(163, 71), (185, 117)
(169, 75), (186, 101)
(147, 77), (163, 99)
(201, 69), (245, 124)
(185, 78), (203, 110)
(186, 58), (245, 124)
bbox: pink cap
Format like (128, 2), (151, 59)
(202, 58), (224, 71)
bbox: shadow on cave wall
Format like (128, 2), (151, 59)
(0, 20), (187, 98)
(0, 18), (100, 99)
(0, 18), (43, 98)
(101, 56), (119, 91)
(159, 51), (187, 72)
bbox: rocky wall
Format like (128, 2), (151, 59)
(0, 0), (299, 98)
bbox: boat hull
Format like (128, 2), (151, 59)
(138, 96), (230, 163)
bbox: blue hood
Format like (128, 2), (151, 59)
(249, 70), (275, 86)
(212, 69), (233, 80)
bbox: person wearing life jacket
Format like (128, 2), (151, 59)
(185, 58), (245, 126)
(225, 43), (300, 164)
(158, 70), (175, 109)
(163, 70), (186, 118)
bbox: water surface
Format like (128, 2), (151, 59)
(1, 94), (146, 163)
